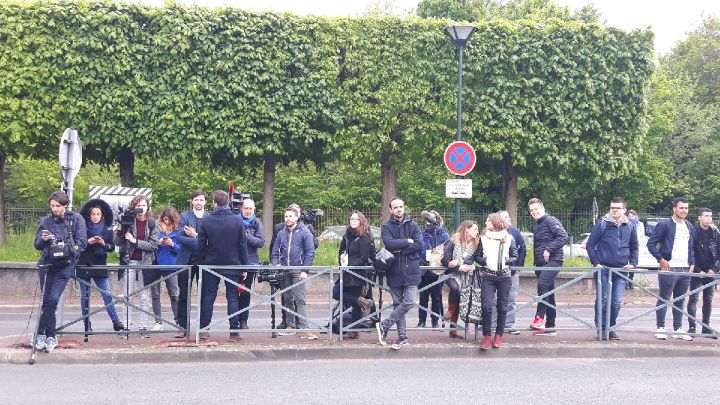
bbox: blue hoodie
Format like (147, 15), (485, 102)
(586, 214), (639, 268)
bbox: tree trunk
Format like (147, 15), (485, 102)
(262, 153), (276, 248)
(380, 151), (398, 222)
(502, 153), (520, 227)
(0, 150), (6, 244)
(118, 146), (135, 187)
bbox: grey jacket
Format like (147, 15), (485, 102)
(114, 218), (160, 265)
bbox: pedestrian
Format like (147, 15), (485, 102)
(441, 220), (481, 339)
(175, 190), (207, 338)
(271, 207), (318, 340)
(376, 197), (423, 350)
(688, 207), (718, 338)
(495, 210), (526, 335)
(34, 191), (87, 353)
(197, 190), (250, 341)
(77, 199), (124, 334)
(528, 198), (569, 336)
(333, 211), (376, 338)
(271, 203), (301, 330)
(647, 197), (694, 341)
(115, 194), (159, 338)
(149, 206), (181, 331)
(585, 197), (638, 340)
(417, 210), (449, 329)
(238, 198), (265, 329)
(478, 213), (518, 350)
(626, 209), (645, 289)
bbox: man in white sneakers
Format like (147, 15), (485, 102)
(647, 197), (694, 341)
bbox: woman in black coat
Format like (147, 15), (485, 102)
(77, 199), (124, 333)
(332, 211), (376, 338)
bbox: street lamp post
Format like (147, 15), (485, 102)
(445, 25), (477, 230)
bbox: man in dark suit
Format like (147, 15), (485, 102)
(197, 190), (250, 341)
(175, 190), (207, 337)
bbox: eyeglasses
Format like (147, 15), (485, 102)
(349, 217), (360, 221)
(610, 206), (625, 210)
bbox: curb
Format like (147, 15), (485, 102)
(3, 342), (719, 365)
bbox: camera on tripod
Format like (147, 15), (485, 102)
(257, 270), (286, 288)
(228, 183), (251, 214)
(300, 205), (324, 224)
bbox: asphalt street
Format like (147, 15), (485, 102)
(1, 357), (718, 404)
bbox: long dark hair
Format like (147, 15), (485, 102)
(348, 211), (371, 237)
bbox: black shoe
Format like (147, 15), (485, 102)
(608, 331), (620, 340)
(688, 326), (696, 334)
(112, 321), (125, 332)
(239, 321), (249, 330)
(376, 322), (389, 346)
(431, 321), (440, 329)
(416, 321), (426, 328)
(701, 328), (719, 339)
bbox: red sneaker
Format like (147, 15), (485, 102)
(492, 334), (502, 348)
(480, 336), (491, 351)
(530, 315), (545, 330)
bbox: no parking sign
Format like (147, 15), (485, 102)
(444, 141), (476, 176)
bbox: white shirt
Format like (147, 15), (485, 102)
(668, 219), (690, 268)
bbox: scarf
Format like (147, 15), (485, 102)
(243, 214), (256, 226)
(452, 241), (476, 263)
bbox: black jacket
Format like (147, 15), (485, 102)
(197, 206), (249, 273)
(77, 199), (115, 278)
(34, 211), (87, 266)
(339, 229), (375, 287)
(381, 214), (423, 288)
(243, 216), (265, 265)
(531, 214), (568, 265)
(692, 223), (720, 272)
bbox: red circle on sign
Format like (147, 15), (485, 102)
(444, 141), (476, 176)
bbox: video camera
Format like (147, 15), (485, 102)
(228, 183), (251, 214)
(300, 205), (324, 225)
(117, 207), (146, 233)
(257, 270), (286, 288)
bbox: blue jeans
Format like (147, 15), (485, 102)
(656, 267), (691, 330)
(38, 263), (74, 338)
(200, 271), (241, 330)
(79, 276), (120, 323)
(593, 268), (627, 331)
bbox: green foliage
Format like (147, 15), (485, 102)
(417, 0), (599, 23)
(0, 232), (40, 261)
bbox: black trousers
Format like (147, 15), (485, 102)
(237, 272), (254, 323)
(418, 271), (444, 324)
(176, 265), (199, 329)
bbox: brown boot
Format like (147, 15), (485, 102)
(446, 303), (464, 339)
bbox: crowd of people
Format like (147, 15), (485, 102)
(31, 190), (718, 354)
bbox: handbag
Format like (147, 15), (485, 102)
(458, 268), (482, 324)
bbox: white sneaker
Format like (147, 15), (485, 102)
(45, 336), (58, 353)
(151, 322), (164, 331)
(672, 328), (694, 341)
(35, 335), (46, 351)
(655, 327), (667, 340)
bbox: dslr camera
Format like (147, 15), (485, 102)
(117, 207), (146, 233)
(257, 270), (286, 288)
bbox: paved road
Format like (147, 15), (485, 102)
(1, 357), (718, 404)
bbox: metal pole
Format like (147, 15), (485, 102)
(454, 45), (464, 229)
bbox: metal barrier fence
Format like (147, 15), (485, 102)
(36, 264), (720, 351)
(606, 268), (720, 340)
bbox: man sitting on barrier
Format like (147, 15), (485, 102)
(647, 197), (694, 341)
(271, 207), (318, 340)
(528, 198), (568, 336)
(688, 207), (719, 338)
(586, 197), (638, 340)
(197, 190), (249, 341)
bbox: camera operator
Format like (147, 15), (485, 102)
(271, 207), (318, 339)
(197, 190), (250, 341)
(115, 195), (159, 337)
(34, 191), (87, 353)
(238, 198), (264, 329)
(77, 199), (124, 334)
(175, 189), (207, 338)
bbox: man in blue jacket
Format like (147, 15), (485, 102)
(497, 210), (526, 334)
(197, 190), (250, 341)
(586, 197), (638, 340)
(238, 198), (264, 329)
(647, 197), (695, 341)
(175, 190), (207, 337)
(377, 197), (423, 350)
(271, 207), (317, 340)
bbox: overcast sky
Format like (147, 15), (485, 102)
(138, 0), (719, 55)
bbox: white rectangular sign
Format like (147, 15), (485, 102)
(445, 179), (472, 199)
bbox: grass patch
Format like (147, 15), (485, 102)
(0, 232), (41, 262)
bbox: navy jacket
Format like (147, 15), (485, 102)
(196, 206), (249, 272)
(647, 218), (695, 266)
(692, 223), (719, 272)
(531, 214), (568, 265)
(176, 209), (205, 265)
(421, 224), (450, 269)
(381, 214), (423, 288)
(242, 216), (265, 265)
(586, 214), (639, 268)
(271, 223), (316, 267)
(507, 226), (526, 267)
(35, 211), (87, 266)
